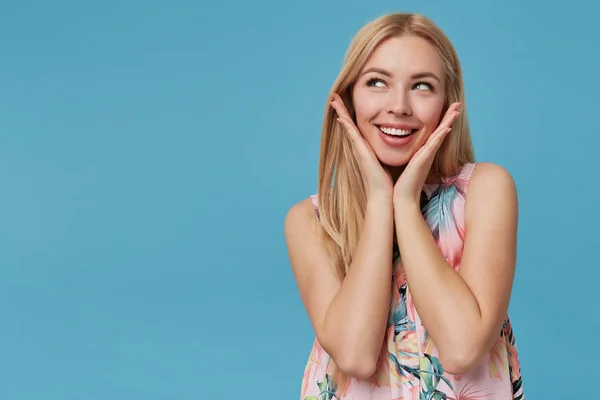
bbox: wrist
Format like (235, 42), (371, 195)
(367, 189), (393, 205)
(393, 199), (421, 217)
(366, 193), (394, 215)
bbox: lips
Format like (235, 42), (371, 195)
(375, 124), (419, 148)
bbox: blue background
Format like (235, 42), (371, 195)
(0, 0), (597, 398)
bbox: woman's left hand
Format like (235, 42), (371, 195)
(393, 102), (461, 207)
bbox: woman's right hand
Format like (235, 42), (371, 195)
(330, 93), (393, 201)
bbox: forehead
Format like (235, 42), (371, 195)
(363, 35), (443, 76)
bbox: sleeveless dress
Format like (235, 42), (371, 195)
(300, 163), (525, 400)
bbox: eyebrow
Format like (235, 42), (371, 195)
(361, 67), (441, 83)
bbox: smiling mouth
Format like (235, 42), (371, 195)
(377, 125), (417, 137)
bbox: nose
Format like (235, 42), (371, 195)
(386, 90), (412, 116)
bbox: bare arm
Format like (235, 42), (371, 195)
(393, 162), (518, 375)
(285, 195), (394, 379)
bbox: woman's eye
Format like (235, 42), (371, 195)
(414, 81), (433, 91)
(366, 78), (386, 88)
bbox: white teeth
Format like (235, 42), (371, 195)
(379, 126), (413, 136)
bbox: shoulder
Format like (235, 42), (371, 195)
(469, 162), (517, 196)
(466, 162), (518, 223)
(284, 196), (320, 240)
(284, 197), (339, 282)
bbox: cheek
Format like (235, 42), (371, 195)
(352, 91), (384, 130)
(415, 101), (445, 128)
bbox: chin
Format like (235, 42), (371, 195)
(374, 149), (413, 167)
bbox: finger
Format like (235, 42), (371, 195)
(438, 103), (461, 129)
(412, 128), (449, 164)
(336, 116), (365, 146)
(426, 127), (451, 152)
(336, 117), (376, 160)
(435, 103), (459, 132)
(407, 113), (455, 169)
(408, 131), (448, 172)
(429, 124), (451, 143)
(427, 108), (458, 146)
(442, 106), (458, 128)
(329, 97), (362, 141)
(329, 93), (355, 122)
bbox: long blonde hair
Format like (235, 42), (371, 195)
(317, 13), (475, 279)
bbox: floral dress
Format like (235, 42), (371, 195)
(300, 163), (524, 400)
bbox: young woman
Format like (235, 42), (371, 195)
(284, 12), (524, 400)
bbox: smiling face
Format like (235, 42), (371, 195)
(351, 35), (447, 169)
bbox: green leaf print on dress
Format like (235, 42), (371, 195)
(303, 374), (338, 400)
(419, 354), (452, 399)
(388, 282), (416, 338)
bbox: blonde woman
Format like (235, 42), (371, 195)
(284, 12), (525, 400)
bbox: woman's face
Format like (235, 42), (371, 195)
(351, 35), (447, 168)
